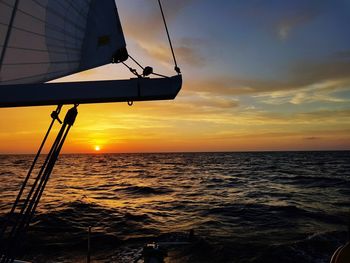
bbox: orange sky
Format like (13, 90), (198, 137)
(0, 88), (348, 153)
(0, 1), (350, 153)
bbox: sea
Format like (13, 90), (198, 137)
(0, 151), (349, 263)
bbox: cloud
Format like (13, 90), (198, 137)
(184, 55), (350, 105)
(258, 109), (350, 126)
(174, 37), (212, 67)
(137, 39), (206, 67)
(257, 55), (350, 105)
(181, 92), (239, 109)
(293, 109), (350, 121)
(291, 55), (350, 84)
(304, 137), (320, 140)
(277, 11), (317, 40)
(187, 77), (287, 96)
(258, 78), (350, 105)
(227, 1), (322, 41)
(120, 0), (195, 41)
(198, 108), (350, 132)
(334, 50), (350, 60)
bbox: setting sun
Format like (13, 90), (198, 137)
(94, 145), (101, 151)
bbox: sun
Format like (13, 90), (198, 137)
(94, 145), (101, 151)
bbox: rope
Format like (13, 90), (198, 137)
(0, 105), (78, 263)
(151, 72), (169, 78)
(124, 55), (169, 79)
(128, 54), (145, 70)
(157, 0), (181, 74)
(0, 105), (62, 261)
(122, 61), (142, 78)
(123, 0), (181, 78)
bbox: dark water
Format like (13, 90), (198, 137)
(0, 151), (349, 262)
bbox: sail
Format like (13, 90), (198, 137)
(0, 0), (128, 85)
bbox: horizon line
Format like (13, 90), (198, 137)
(1, 149), (349, 155)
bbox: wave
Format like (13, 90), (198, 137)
(203, 203), (347, 228)
(272, 174), (349, 188)
(0, 152), (348, 262)
(0, 171), (16, 176)
(116, 185), (173, 196)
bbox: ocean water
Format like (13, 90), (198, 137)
(0, 151), (349, 263)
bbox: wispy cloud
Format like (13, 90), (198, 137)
(277, 10), (318, 40)
(185, 55), (350, 106)
(120, 0), (195, 41)
(304, 136), (320, 140)
(137, 39), (206, 67)
(334, 49), (350, 60)
(228, 1), (322, 41)
(257, 78), (350, 105)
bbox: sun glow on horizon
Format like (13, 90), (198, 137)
(94, 145), (101, 152)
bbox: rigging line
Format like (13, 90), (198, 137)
(5, 106), (78, 263)
(127, 54), (167, 78)
(24, 105), (78, 229)
(1, 115), (65, 263)
(151, 72), (169, 78)
(0, 0), (19, 74)
(3, 147), (61, 263)
(122, 61), (142, 78)
(8, 160), (66, 263)
(2, 106), (78, 262)
(0, 105), (62, 241)
(157, 0), (181, 74)
(23, 125), (72, 234)
(128, 54), (145, 70)
(19, 126), (66, 234)
(3, 116), (63, 245)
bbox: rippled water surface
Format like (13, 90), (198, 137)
(0, 151), (349, 262)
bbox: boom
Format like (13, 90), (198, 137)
(0, 75), (182, 107)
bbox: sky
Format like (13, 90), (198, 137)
(0, 0), (350, 153)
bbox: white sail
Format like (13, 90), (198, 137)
(0, 0), (128, 85)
